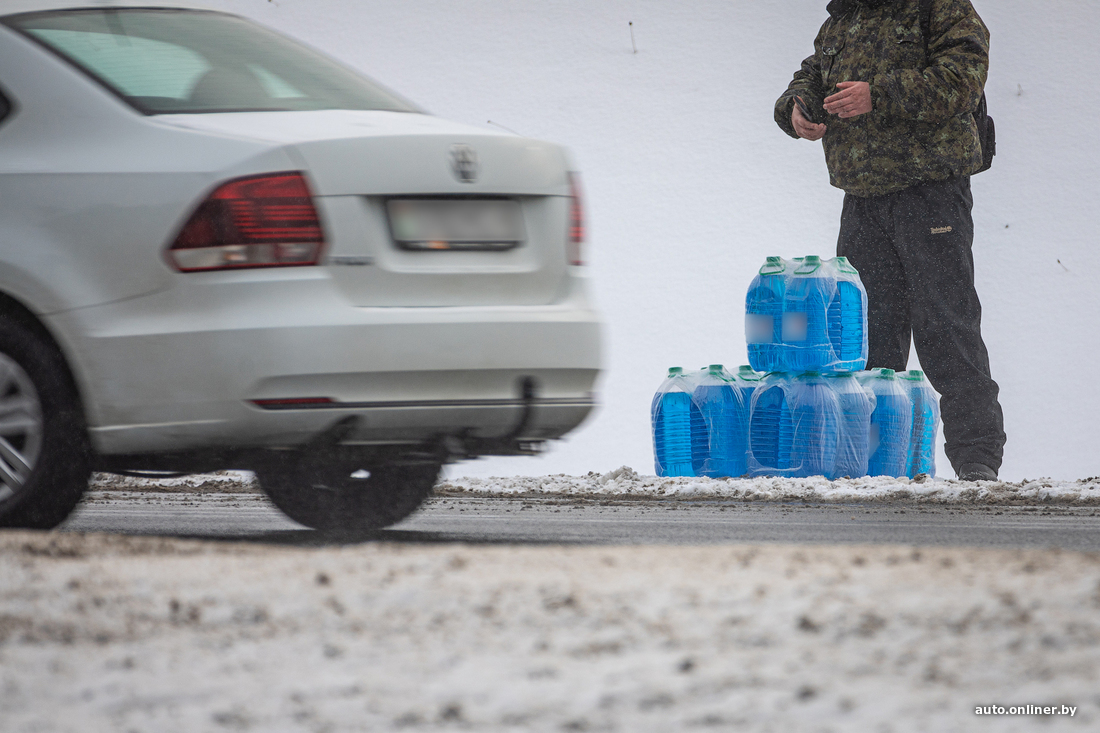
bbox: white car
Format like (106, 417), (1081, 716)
(0, 2), (601, 531)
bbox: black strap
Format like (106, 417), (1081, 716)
(918, 0), (994, 172)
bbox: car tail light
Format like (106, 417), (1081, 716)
(568, 172), (585, 266)
(168, 172), (324, 272)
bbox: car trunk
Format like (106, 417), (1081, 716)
(157, 110), (575, 307)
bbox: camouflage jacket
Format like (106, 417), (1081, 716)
(775, 0), (989, 197)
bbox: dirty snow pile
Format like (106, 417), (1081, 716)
(90, 471), (260, 494)
(438, 466), (1100, 506)
(1, 532), (1097, 732)
(88, 469), (1100, 506)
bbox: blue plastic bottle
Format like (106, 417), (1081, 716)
(786, 373), (841, 478)
(689, 380), (710, 477)
(651, 367), (698, 477)
(733, 365), (765, 407)
(691, 365), (749, 478)
(901, 370), (940, 478)
(826, 257), (869, 373)
(782, 256), (833, 372)
(825, 372), (872, 479)
(857, 369), (913, 478)
(745, 257), (788, 373)
(749, 373), (794, 475)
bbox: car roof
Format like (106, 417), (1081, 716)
(0, 1), (218, 19)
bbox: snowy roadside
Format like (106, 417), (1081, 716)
(1, 531), (1097, 732)
(439, 468), (1100, 505)
(88, 468), (1100, 506)
(90, 471), (263, 494)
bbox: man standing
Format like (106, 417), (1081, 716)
(775, 0), (1005, 481)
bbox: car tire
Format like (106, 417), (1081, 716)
(256, 458), (440, 533)
(0, 319), (91, 529)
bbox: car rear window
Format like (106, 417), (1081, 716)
(3, 8), (418, 115)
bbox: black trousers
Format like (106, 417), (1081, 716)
(837, 177), (1006, 473)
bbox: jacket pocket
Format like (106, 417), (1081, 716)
(894, 21), (925, 67)
(820, 41), (844, 89)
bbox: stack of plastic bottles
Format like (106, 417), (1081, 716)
(652, 364), (755, 479)
(650, 255), (941, 480)
(746, 255), (868, 374)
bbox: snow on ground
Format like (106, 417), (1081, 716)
(11, 475), (1098, 731)
(439, 468), (1100, 506)
(90, 471), (261, 494)
(88, 469), (1100, 506)
(2, 531), (1097, 732)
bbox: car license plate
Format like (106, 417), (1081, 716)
(387, 199), (525, 251)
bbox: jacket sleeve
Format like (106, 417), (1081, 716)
(871, 0), (988, 124)
(775, 24), (828, 138)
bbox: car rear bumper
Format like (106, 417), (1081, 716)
(48, 269), (601, 457)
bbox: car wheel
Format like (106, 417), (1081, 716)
(256, 458), (440, 533)
(0, 320), (91, 529)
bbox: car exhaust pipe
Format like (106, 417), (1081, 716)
(307, 415), (361, 449)
(502, 376), (538, 444)
(434, 376), (542, 461)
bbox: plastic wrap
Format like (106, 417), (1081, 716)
(782, 257), (833, 371)
(824, 372), (874, 479)
(745, 255), (869, 374)
(901, 369), (940, 478)
(748, 372), (841, 478)
(651, 367), (699, 477)
(733, 365), (765, 408)
(783, 256), (869, 373)
(745, 257), (788, 373)
(691, 365), (750, 478)
(652, 365), (751, 478)
(857, 368), (913, 478)
(827, 258), (869, 371)
(749, 373), (792, 473)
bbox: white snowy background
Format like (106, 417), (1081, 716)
(203, 0), (1098, 483)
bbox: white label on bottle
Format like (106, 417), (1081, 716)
(782, 312), (808, 342)
(745, 314), (775, 344)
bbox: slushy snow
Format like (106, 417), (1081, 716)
(2, 531), (1098, 732)
(88, 470), (1100, 506)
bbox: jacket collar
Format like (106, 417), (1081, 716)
(827, 0), (898, 17)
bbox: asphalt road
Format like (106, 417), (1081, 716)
(60, 492), (1100, 551)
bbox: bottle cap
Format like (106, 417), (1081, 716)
(737, 365), (763, 382)
(878, 368), (895, 378)
(905, 369), (924, 380)
(760, 257), (786, 275)
(668, 367), (683, 375)
(795, 255), (822, 274)
(834, 256), (859, 275)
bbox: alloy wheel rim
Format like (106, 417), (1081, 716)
(0, 353), (43, 502)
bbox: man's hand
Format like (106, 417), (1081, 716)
(792, 97), (827, 141)
(824, 81), (872, 118)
